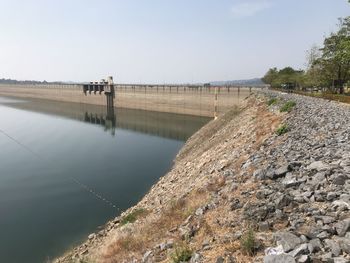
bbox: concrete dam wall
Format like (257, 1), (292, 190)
(0, 84), (261, 117)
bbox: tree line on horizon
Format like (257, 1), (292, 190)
(0, 78), (65, 85)
(262, 13), (350, 94)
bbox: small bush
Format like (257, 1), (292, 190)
(240, 228), (256, 256)
(267, 98), (278, 106)
(276, 124), (289, 136)
(170, 243), (193, 263)
(120, 208), (146, 225)
(280, 101), (296, 112)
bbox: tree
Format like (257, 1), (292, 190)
(262, 67), (304, 89)
(306, 44), (321, 70)
(316, 17), (350, 93)
(262, 67), (278, 85)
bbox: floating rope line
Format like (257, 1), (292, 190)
(0, 129), (42, 159)
(0, 128), (119, 210)
(70, 177), (119, 210)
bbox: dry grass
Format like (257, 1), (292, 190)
(206, 176), (226, 192)
(293, 90), (350, 104)
(100, 190), (210, 263)
(177, 107), (241, 162)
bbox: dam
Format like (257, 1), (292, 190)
(0, 82), (267, 117)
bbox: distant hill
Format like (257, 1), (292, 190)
(0, 77), (266, 86)
(209, 78), (265, 86)
(0, 78), (64, 85)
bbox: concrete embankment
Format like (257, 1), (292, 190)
(0, 84), (253, 117)
(56, 91), (350, 263)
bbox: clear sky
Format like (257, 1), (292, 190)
(0, 0), (349, 83)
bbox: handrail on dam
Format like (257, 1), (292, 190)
(0, 82), (269, 117)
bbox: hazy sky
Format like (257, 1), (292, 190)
(0, 0), (349, 83)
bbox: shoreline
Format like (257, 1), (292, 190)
(56, 91), (350, 263)
(54, 92), (276, 262)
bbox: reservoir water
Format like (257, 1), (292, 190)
(0, 97), (209, 263)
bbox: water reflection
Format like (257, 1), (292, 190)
(84, 110), (116, 135)
(0, 96), (209, 263)
(1, 97), (210, 140)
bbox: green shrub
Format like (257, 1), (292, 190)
(267, 98), (278, 106)
(276, 124), (289, 136)
(170, 243), (192, 263)
(120, 208), (146, 225)
(280, 101), (296, 112)
(240, 228), (256, 256)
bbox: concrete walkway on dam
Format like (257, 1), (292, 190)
(0, 84), (265, 117)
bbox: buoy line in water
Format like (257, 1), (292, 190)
(0, 128), (120, 210)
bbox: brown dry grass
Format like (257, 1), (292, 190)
(100, 190), (210, 263)
(206, 176), (226, 192)
(177, 107), (241, 162)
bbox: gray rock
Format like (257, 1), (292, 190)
(274, 232), (302, 252)
(223, 170), (234, 177)
(314, 215), (336, 224)
(308, 238), (323, 253)
(333, 257), (350, 263)
(340, 194), (350, 202)
(275, 194), (292, 209)
(316, 231), (330, 240)
(264, 254), (296, 263)
(190, 253), (202, 263)
(253, 169), (266, 180)
(332, 174), (348, 185)
(230, 199), (242, 210)
(216, 257), (224, 263)
(307, 161), (330, 171)
(288, 243), (309, 258)
(274, 165), (290, 178)
(324, 239), (341, 256)
(336, 237), (350, 253)
(332, 200), (350, 210)
(282, 174), (302, 188)
(259, 221), (270, 231)
(334, 219), (350, 236)
(297, 255), (309, 263)
(327, 192), (338, 201)
(158, 240), (174, 250)
(88, 233), (96, 240)
(195, 207), (204, 216)
(142, 250), (152, 263)
(319, 252), (333, 262)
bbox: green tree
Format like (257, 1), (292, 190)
(316, 17), (350, 93)
(262, 67), (278, 85)
(304, 45), (325, 88)
(262, 67), (304, 89)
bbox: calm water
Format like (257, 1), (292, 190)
(0, 97), (209, 263)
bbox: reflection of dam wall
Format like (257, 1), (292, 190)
(0, 84), (257, 117)
(2, 98), (209, 141)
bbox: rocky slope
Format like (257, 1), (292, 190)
(55, 91), (350, 263)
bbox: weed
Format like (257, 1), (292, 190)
(120, 208), (147, 225)
(170, 243), (193, 263)
(280, 101), (296, 112)
(240, 228), (256, 256)
(276, 124), (289, 136)
(267, 98), (278, 106)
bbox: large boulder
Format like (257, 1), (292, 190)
(274, 232), (302, 252)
